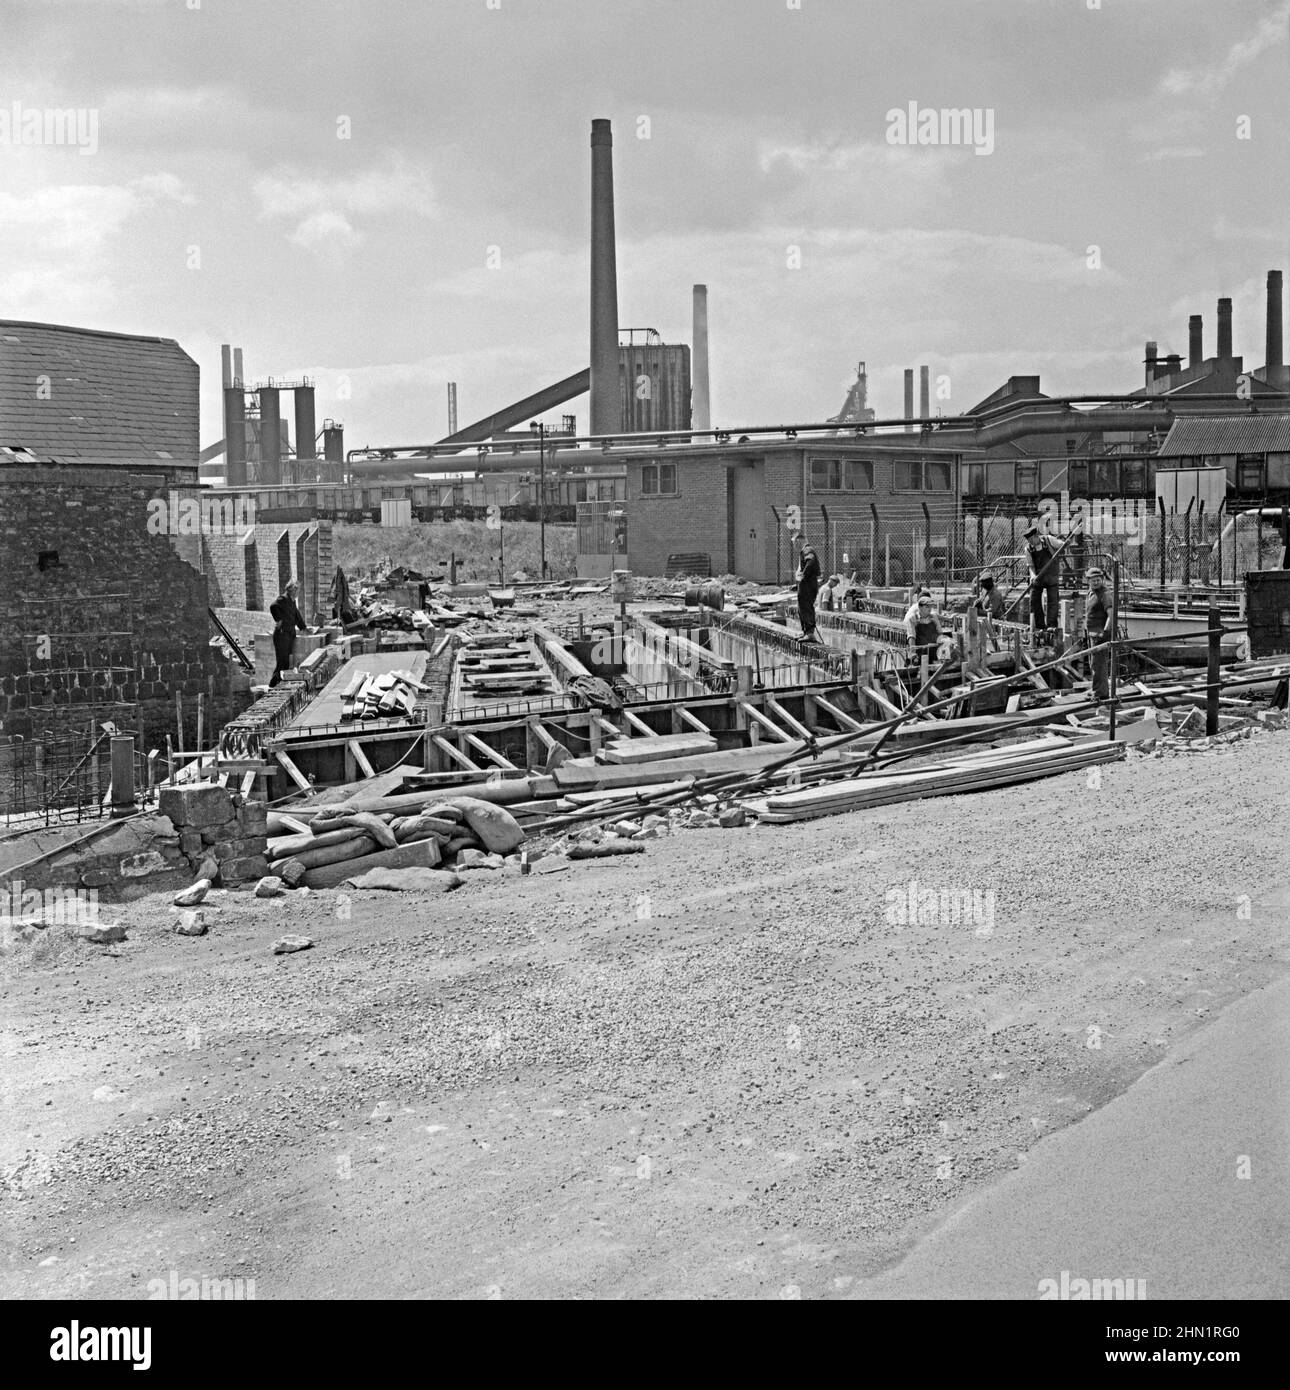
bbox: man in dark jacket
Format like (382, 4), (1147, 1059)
(269, 580), (308, 687)
(795, 542), (823, 643)
(1083, 566), (1112, 701)
(1023, 524), (1062, 636)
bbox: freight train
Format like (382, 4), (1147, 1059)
(201, 470), (627, 525)
(961, 451), (1290, 510)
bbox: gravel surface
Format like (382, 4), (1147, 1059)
(2, 730), (1287, 1299)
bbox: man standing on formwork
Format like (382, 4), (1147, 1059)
(269, 579), (308, 688)
(795, 541), (823, 644)
(1022, 523), (1062, 637)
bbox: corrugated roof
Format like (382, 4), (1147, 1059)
(0, 319), (198, 464)
(1157, 415), (1290, 457)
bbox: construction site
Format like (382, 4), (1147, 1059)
(4, 8), (1290, 1328)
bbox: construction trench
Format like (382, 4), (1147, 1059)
(4, 558), (1290, 1305)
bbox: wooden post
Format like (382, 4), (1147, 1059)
(884, 534), (890, 587)
(1206, 597), (1221, 737)
(1109, 559), (1120, 740)
(175, 691), (185, 757)
(196, 692), (204, 761)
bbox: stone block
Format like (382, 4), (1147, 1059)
(158, 782), (234, 829)
(222, 855), (270, 884)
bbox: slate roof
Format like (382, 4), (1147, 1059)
(1157, 415), (1290, 458)
(0, 319), (198, 465)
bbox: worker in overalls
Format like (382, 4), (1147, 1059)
(1083, 566), (1112, 702)
(903, 589), (941, 661)
(974, 569), (1005, 622)
(1023, 524), (1062, 638)
(795, 542), (823, 643)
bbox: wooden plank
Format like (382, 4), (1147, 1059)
(677, 707), (710, 735)
(240, 771), (256, 797)
(275, 750), (312, 793)
(529, 719), (560, 754)
(464, 733), (516, 769)
(766, 697), (815, 741)
(432, 735), (480, 770)
(812, 693), (867, 733)
(594, 716), (619, 738)
(621, 709), (659, 737)
(347, 740), (377, 778)
(739, 700), (793, 742)
(862, 684), (905, 719)
(602, 732), (718, 765)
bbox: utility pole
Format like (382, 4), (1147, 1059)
(532, 420), (547, 579)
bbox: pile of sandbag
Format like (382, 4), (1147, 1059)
(266, 794), (526, 890)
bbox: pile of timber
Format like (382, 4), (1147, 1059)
(457, 634), (553, 697)
(750, 736), (1125, 824)
(340, 668), (424, 722)
(266, 788), (527, 888)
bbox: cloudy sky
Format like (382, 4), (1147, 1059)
(3, 0), (1288, 453)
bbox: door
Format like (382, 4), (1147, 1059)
(727, 460), (765, 580)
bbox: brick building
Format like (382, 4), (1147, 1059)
(0, 322), (254, 759)
(0, 456), (248, 748)
(614, 436), (965, 583)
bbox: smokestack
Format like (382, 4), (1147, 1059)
(1266, 270), (1286, 387)
(223, 387), (246, 486)
(691, 284), (711, 432)
(589, 118), (620, 436)
(919, 365), (930, 420)
(294, 385), (317, 465)
(221, 344), (232, 390)
(1164, 353), (1182, 377)
(233, 347), (243, 386)
(1144, 341), (1157, 389)
(259, 385), (281, 485)
(1217, 298), (1233, 361)
(856, 361), (868, 417)
(903, 369), (914, 431)
(447, 382), (458, 436)
(1188, 316), (1203, 369)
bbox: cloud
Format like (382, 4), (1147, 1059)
(0, 172), (193, 314)
(254, 158), (435, 257)
(1159, 1), (1290, 98)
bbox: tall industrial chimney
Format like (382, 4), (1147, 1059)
(856, 361), (868, 417)
(918, 365), (930, 420)
(447, 382), (458, 436)
(691, 284), (711, 432)
(294, 385), (317, 466)
(1217, 298), (1233, 361)
(903, 369), (914, 431)
(259, 385), (282, 485)
(1144, 341), (1158, 388)
(233, 347), (244, 386)
(589, 118), (620, 436)
(1266, 270), (1286, 388)
(221, 344), (232, 390)
(1188, 316), (1203, 369)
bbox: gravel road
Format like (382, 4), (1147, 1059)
(2, 731), (1287, 1300)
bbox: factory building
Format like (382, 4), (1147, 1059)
(617, 331), (691, 433)
(612, 436), (964, 583)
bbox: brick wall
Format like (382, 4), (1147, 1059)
(0, 464), (249, 749)
(623, 457), (729, 577)
(202, 520), (330, 621)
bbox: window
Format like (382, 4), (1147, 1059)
(809, 457), (874, 491)
(1236, 454), (1264, 491)
(1016, 462), (1039, 496)
(1121, 459), (1146, 495)
(924, 461), (951, 491)
(640, 462), (677, 496)
(893, 458), (949, 491)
